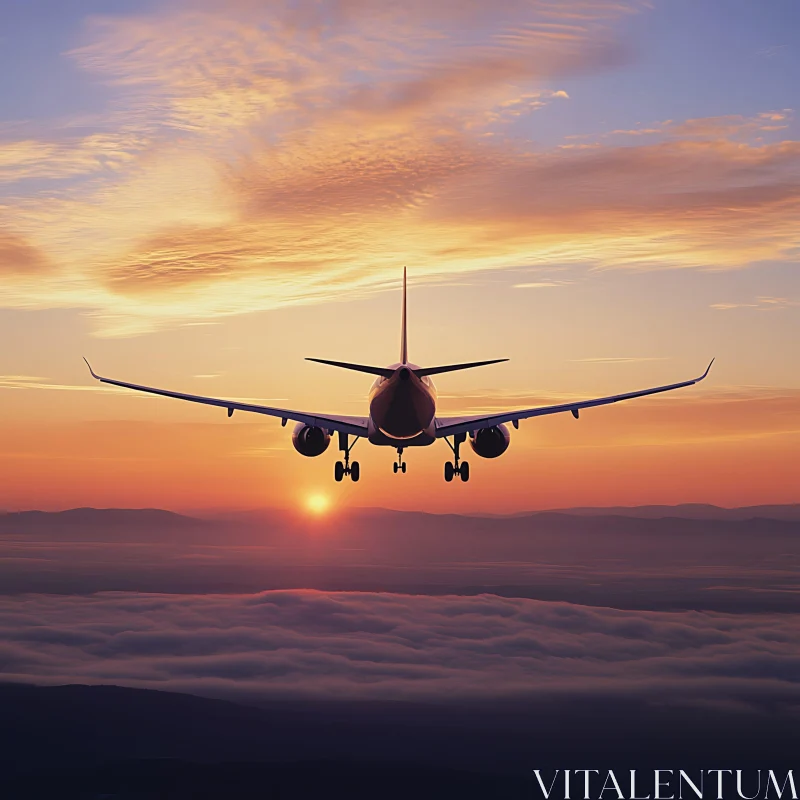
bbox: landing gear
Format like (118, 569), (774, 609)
(335, 433), (361, 482)
(443, 433), (470, 482)
(393, 448), (407, 474)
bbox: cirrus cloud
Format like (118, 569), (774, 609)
(1, 1), (799, 334)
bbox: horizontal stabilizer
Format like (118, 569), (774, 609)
(306, 358), (394, 378)
(415, 359), (508, 377)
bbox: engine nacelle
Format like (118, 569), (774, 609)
(469, 424), (510, 459)
(292, 423), (331, 457)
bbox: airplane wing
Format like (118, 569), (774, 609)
(83, 359), (369, 436)
(434, 359), (714, 439)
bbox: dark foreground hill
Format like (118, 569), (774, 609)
(0, 683), (796, 799)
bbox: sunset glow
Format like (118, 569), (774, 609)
(305, 493), (331, 517)
(0, 0), (797, 513)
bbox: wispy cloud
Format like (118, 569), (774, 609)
(755, 44), (788, 60)
(1, 2), (799, 335)
(710, 302), (760, 311)
(0, 376), (117, 393)
(570, 356), (671, 363)
(0, 375), (286, 405)
(0, 232), (51, 276)
(564, 110), (793, 142)
(513, 280), (574, 288)
(0, 132), (148, 183)
(711, 296), (799, 311)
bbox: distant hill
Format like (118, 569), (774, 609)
(544, 503), (800, 521)
(4, 503), (799, 532)
(1, 505), (798, 559)
(2, 505), (798, 612)
(0, 507), (200, 528)
(229, 502), (800, 523)
(0, 507), (219, 542)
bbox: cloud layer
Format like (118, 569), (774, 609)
(2, 590), (798, 707)
(1, 1), (798, 333)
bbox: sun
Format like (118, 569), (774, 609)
(304, 492), (331, 516)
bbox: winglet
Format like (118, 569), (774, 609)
(83, 357), (100, 381)
(697, 357), (715, 382)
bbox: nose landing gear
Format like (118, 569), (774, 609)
(334, 433), (361, 482)
(443, 433), (470, 482)
(392, 448), (407, 474)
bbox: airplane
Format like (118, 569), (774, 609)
(84, 268), (714, 484)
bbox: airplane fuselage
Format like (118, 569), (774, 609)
(367, 364), (437, 446)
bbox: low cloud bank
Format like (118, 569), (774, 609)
(1, 590), (798, 707)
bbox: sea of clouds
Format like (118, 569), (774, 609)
(1, 590), (798, 708)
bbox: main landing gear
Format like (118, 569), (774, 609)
(334, 433), (360, 482)
(443, 433), (470, 483)
(393, 448), (407, 474)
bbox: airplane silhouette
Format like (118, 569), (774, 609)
(84, 269), (713, 483)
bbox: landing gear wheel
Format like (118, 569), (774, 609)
(401, 463), (406, 474)
(393, 462), (398, 474)
(335, 433), (361, 484)
(443, 433), (466, 485)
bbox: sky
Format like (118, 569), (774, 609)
(0, 0), (798, 513)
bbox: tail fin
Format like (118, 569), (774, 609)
(306, 269), (509, 380)
(400, 267), (408, 365)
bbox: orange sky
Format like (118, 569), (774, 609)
(1, 398), (798, 513)
(0, 0), (798, 512)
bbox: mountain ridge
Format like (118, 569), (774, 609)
(3, 502), (799, 524)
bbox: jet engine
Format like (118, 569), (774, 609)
(468, 424), (510, 459)
(292, 423), (331, 457)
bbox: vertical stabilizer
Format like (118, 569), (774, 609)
(400, 267), (408, 364)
